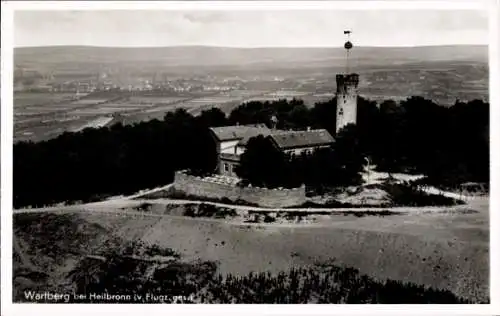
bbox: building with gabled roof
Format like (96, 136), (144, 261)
(209, 124), (272, 176)
(269, 129), (334, 151)
(209, 124), (269, 143)
(209, 124), (334, 177)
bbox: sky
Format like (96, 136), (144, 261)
(14, 10), (489, 48)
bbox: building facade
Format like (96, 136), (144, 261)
(209, 124), (271, 177)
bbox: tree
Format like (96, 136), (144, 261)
(370, 99), (408, 172)
(235, 135), (289, 188)
(196, 108), (228, 127)
(310, 98), (337, 135)
(356, 96), (380, 158)
(328, 124), (365, 186)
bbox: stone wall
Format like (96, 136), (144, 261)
(173, 171), (306, 208)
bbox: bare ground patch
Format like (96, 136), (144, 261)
(13, 201), (489, 303)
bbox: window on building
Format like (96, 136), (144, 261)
(224, 163), (229, 172)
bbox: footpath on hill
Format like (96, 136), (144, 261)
(13, 169), (484, 216)
(13, 184), (482, 214)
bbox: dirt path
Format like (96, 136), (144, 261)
(14, 174), (485, 216)
(12, 179), (489, 303)
(14, 196), (474, 216)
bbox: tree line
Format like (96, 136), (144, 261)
(235, 124), (364, 190)
(233, 97), (489, 189)
(14, 109), (223, 208)
(14, 96), (489, 208)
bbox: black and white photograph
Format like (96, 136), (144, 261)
(1, 0), (498, 313)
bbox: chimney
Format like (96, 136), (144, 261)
(236, 122), (240, 126)
(307, 126), (311, 131)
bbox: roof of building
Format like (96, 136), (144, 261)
(237, 128), (274, 147)
(209, 124), (270, 142)
(268, 129), (334, 150)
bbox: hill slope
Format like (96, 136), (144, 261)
(15, 45), (488, 70)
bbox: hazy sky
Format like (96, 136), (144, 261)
(14, 10), (488, 47)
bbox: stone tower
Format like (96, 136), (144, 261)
(336, 73), (359, 133)
(335, 30), (359, 134)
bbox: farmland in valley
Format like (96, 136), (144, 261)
(14, 45), (488, 143)
(14, 89), (298, 142)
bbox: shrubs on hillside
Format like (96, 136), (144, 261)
(183, 203), (237, 219)
(145, 181), (462, 209)
(384, 182), (464, 207)
(201, 266), (470, 304)
(16, 252), (473, 303)
(13, 214), (481, 304)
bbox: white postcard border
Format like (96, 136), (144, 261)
(1, 1), (498, 315)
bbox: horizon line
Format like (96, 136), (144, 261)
(14, 44), (488, 49)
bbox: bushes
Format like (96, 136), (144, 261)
(13, 214), (480, 304)
(263, 214), (276, 223)
(32, 257), (473, 303)
(182, 203), (237, 219)
(296, 182), (463, 208)
(201, 265), (472, 304)
(383, 182), (463, 207)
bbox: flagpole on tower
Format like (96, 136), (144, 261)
(344, 30), (353, 74)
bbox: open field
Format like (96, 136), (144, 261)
(70, 99), (109, 105)
(14, 90), (275, 141)
(71, 116), (114, 132)
(127, 96), (189, 104)
(14, 92), (77, 107)
(13, 192), (489, 303)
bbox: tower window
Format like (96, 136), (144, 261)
(339, 109), (344, 115)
